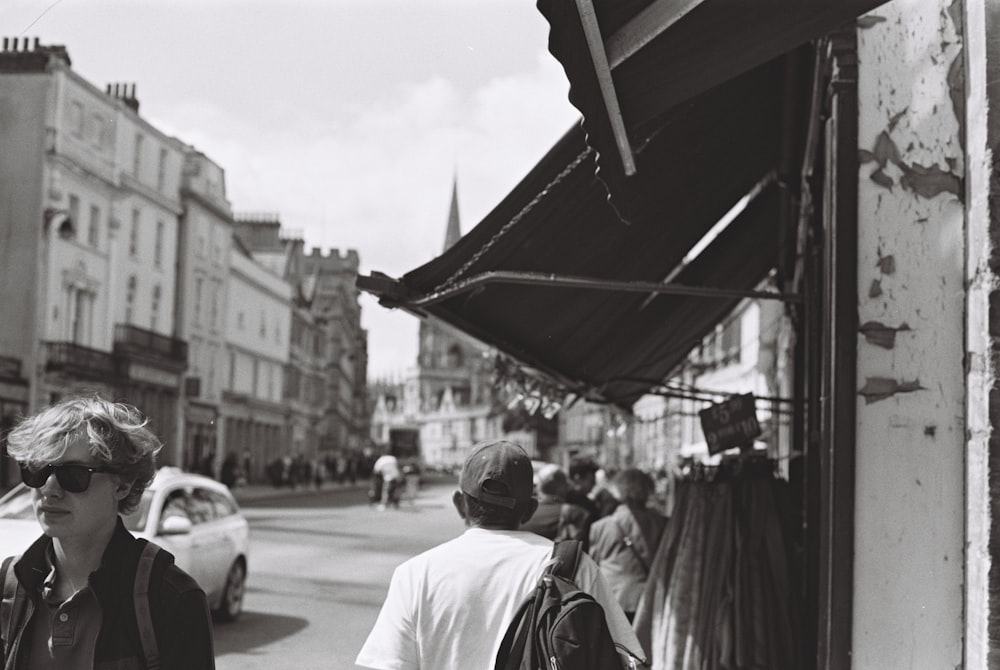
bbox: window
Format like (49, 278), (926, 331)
(70, 289), (91, 344)
(720, 314), (742, 365)
(151, 284), (161, 331)
(194, 277), (203, 323)
(88, 205), (100, 247)
(90, 113), (105, 148)
(154, 220), (164, 266)
(125, 275), (137, 323)
(210, 280), (220, 328)
(237, 311), (245, 330)
(157, 147), (168, 191)
(67, 195), (80, 240)
(70, 101), (84, 138)
(133, 133), (144, 177)
(259, 314), (266, 338)
(129, 209), (140, 257)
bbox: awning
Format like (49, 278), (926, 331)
(360, 52), (803, 410)
(358, 1), (887, 411)
(537, 0), (889, 189)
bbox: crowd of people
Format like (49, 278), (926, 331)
(357, 446), (671, 669)
(1, 393), (670, 669)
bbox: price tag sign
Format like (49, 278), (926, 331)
(699, 393), (761, 455)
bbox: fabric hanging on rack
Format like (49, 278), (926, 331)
(633, 459), (799, 670)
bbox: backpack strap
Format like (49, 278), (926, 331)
(550, 539), (582, 581)
(1, 555), (18, 659)
(613, 519), (649, 575)
(134, 542), (161, 670)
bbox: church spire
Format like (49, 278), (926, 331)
(443, 175), (462, 251)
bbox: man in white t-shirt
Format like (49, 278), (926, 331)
(356, 440), (646, 669)
(371, 452), (402, 509)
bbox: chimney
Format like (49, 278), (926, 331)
(0, 36), (69, 71)
(108, 82), (140, 113)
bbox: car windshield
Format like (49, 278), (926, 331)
(121, 490), (154, 532)
(0, 486), (34, 520)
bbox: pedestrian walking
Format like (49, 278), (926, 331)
(589, 468), (667, 622)
(0, 395), (215, 669)
(371, 450), (402, 510)
(567, 455), (604, 523)
(355, 439), (644, 669)
(518, 463), (591, 548)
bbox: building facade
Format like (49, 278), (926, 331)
(177, 149), (233, 474)
(220, 237), (291, 482)
(0, 40), (186, 471)
(303, 248), (369, 456)
(233, 216), (331, 468)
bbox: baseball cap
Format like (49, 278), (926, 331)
(459, 440), (534, 509)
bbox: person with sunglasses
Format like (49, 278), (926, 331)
(0, 395), (215, 669)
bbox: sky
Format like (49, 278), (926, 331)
(3, 0), (580, 379)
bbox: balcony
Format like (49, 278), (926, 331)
(113, 324), (187, 370)
(44, 341), (116, 379)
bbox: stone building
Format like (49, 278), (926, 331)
(0, 39), (186, 470)
(177, 149), (234, 474)
(302, 247), (369, 456)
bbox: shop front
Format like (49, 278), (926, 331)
(0, 355), (29, 491)
(359, 0), (993, 666)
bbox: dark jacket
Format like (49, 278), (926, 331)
(520, 497), (592, 550)
(2, 518), (215, 670)
(589, 504), (667, 614)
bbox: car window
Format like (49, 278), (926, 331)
(160, 489), (193, 525)
(204, 489), (237, 518)
(187, 488), (217, 524)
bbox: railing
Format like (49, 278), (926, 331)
(113, 324), (187, 362)
(44, 341), (116, 377)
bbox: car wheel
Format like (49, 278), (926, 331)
(215, 559), (246, 622)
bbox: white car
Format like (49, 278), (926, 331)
(0, 466), (250, 621)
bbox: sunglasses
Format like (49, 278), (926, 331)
(20, 463), (117, 493)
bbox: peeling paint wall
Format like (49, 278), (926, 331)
(854, 0), (966, 666)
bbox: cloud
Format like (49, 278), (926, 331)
(154, 44), (577, 380)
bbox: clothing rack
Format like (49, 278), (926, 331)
(633, 456), (800, 670)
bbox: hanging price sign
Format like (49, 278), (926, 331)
(699, 393), (761, 455)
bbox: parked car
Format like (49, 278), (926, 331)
(0, 466), (250, 621)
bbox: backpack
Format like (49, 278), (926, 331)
(2, 541), (162, 669)
(495, 539), (638, 670)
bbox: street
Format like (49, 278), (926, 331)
(215, 475), (461, 669)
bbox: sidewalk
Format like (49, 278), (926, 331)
(231, 479), (369, 504)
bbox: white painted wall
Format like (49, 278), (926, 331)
(960, 0), (993, 666)
(854, 1), (965, 666)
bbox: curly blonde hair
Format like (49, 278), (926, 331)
(6, 395), (162, 513)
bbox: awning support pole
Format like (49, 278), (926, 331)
(575, 0), (636, 176)
(400, 270), (803, 308)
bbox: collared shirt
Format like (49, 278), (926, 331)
(23, 546), (103, 670)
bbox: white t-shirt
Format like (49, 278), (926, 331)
(373, 455), (402, 481)
(356, 528), (645, 670)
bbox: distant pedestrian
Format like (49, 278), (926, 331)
(567, 455), (603, 523)
(355, 439), (644, 669)
(220, 452), (238, 488)
(519, 463), (591, 549)
(0, 395), (215, 669)
(589, 468), (667, 621)
(371, 451), (402, 510)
